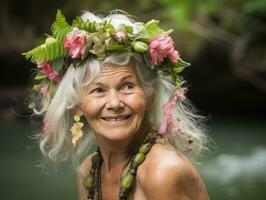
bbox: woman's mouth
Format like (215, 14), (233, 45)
(100, 115), (131, 122)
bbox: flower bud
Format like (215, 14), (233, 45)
(133, 41), (148, 53)
(115, 30), (127, 43)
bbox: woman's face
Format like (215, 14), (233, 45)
(78, 64), (148, 142)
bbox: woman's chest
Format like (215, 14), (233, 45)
(100, 178), (147, 200)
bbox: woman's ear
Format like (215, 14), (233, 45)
(74, 105), (84, 116)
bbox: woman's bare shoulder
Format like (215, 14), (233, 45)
(78, 154), (94, 177)
(76, 153), (95, 200)
(137, 143), (209, 200)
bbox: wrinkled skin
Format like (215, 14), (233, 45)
(76, 64), (209, 200)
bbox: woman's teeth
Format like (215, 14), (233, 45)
(102, 115), (130, 121)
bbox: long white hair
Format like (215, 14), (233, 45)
(33, 11), (210, 167)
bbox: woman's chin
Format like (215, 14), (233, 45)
(102, 126), (135, 138)
(95, 126), (140, 142)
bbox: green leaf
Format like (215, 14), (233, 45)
(105, 23), (115, 31)
(82, 41), (94, 59)
(52, 57), (64, 73)
(34, 74), (46, 80)
(51, 10), (71, 40)
(124, 25), (133, 34)
(32, 84), (41, 92)
(23, 38), (66, 62)
(72, 17), (98, 32)
(144, 19), (166, 38)
(106, 44), (129, 51)
(173, 66), (185, 73)
(173, 58), (191, 69)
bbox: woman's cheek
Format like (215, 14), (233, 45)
(124, 94), (146, 114)
(80, 96), (101, 118)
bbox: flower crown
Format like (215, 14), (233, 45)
(24, 10), (190, 110)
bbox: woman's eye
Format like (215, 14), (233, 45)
(121, 83), (134, 90)
(91, 87), (104, 94)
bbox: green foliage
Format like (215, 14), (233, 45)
(72, 17), (98, 32)
(106, 44), (129, 51)
(136, 19), (168, 41)
(198, 0), (220, 15)
(159, 0), (195, 30)
(124, 25), (133, 34)
(52, 57), (64, 73)
(145, 20), (166, 37)
(243, 0), (266, 17)
(34, 74), (46, 80)
(23, 39), (65, 62)
(159, 58), (190, 87)
(23, 10), (69, 62)
(51, 10), (71, 41)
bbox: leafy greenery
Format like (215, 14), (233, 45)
(51, 10), (71, 40)
(23, 39), (66, 63)
(23, 38), (65, 62)
(23, 10), (70, 62)
(72, 17), (98, 32)
(22, 0), (266, 94)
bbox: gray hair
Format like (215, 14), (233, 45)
(33, 11), (209, 167)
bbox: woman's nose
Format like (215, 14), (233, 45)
(106, 90), (124, 111)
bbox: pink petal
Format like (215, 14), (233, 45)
(150, 40), (159, 48)
(158, 120), (168, 134)
(40, 85), (49, 96)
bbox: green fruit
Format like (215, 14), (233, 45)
(121, 174), (134, 189)
(133, 152), (145, 165)
(139, 143), (152, 154)
(74, 115), (81, 122)
(83, 175), (94, 188)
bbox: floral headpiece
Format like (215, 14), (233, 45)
(24, 10), (190, 123)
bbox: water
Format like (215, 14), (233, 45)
(198, 116), (266, 200)
(0, 115), (265, 200)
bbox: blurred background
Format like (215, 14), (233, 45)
(1, 0), (266, 199)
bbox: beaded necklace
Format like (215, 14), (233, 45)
(83, 129), (159, 200)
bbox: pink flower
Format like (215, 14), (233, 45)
(159, 96), (176, 134)
(40, 85), (51, 99)
(168, 49), (179, 63)
(114, 29), (127, 43)
(149, 35), (180, 65)
(37, 61), (61, 82)
(40, 85), (49, 96)
(158, 120), (168, 134)
(158, 87), (187, 134)
(63, 28), (90, 59)
(43, 119), (50, 135)
(176, 87), (187, 101)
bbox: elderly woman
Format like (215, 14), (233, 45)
(25, 10), (209, 200)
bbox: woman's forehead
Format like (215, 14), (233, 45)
(93, 65), (139, 83)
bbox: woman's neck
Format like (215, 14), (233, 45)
(98, 141), (134, 173)
(96, 123), (149, 174)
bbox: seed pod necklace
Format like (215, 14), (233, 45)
(84, 129), (159, 200)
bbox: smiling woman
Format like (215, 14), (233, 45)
(78, 65), (148, 143)
(25, 9), (210, 200)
